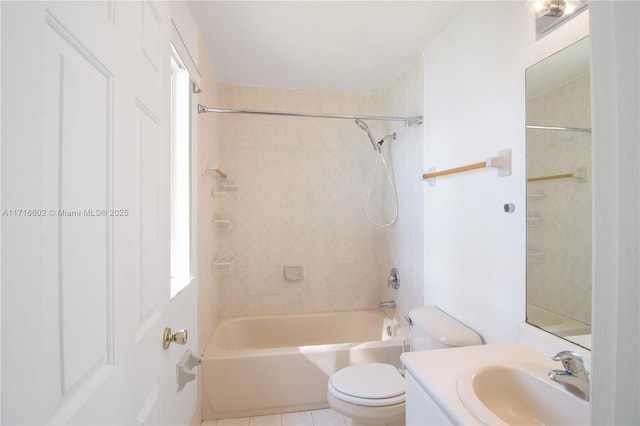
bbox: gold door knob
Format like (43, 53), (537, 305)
(163, 327), (188, 350)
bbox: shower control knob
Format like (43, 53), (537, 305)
(162, 327), (188, 350)
(388, 267), (400, 289)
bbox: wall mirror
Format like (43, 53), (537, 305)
(525, 36), (592, 349)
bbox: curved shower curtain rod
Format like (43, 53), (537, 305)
(197, 104), (424, 127)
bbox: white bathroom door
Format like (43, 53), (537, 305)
(1, 1), (196, 424)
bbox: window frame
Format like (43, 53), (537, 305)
(169, 46), (195, 299)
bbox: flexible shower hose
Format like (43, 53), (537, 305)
(365, 149), (398, 227)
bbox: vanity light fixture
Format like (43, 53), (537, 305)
(534, 0), (586, 17)
(535, 0), (566, 17)
(534, 0), (588, 39)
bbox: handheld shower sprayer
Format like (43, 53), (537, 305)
(354, 118), (368, 131)
(355, 119), (380, 152)
(354, 119), (399, 227)
(354, 119), (397, 152)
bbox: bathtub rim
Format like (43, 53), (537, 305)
(202, 309), (408, 359)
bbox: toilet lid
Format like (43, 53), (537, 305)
(329, 363), (405, 406)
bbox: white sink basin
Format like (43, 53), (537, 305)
(456, 362), (590, 425)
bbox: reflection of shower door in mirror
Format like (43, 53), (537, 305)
(525, 37), (592, 349)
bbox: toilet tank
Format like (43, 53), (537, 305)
(407, 306), (482, 350)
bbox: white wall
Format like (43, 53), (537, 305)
(590, 2), (640, 423)
(422, 2), (588, 343)
(0, 1), (3, 421)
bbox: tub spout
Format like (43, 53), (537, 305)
(379, 300), (396, 309)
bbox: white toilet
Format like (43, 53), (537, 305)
(327, 306), (482, 426)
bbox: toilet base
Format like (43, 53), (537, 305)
(327, 392), (405, 426)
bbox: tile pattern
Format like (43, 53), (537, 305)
(202, 409), (352, 426)
(378, 56), (426, 324)
(215, 86), (386, 317)
(209, 58), (426, 321)
(197, 37), (222, 350)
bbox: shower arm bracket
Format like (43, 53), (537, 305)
(405, 116), (423, 128)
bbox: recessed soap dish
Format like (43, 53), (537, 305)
(213, 257), (234, 274)
(222, 183), (239, 192)
(283, 265), (304, 281)
(213, 217), (233, 232)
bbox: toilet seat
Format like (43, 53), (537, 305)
(328, 363), (405, 407)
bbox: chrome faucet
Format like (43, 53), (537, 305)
(548, 351), (590, 401)
(378, 300), (396, 309)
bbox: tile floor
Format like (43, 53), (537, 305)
(201, 408), (352, 426)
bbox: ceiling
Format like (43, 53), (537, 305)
(187, 1), (470, 94)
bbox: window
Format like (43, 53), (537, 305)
(170, 48), (192, 298)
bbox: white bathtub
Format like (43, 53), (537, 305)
(527, 304), (591, 336)
(201, 309), (408, 420)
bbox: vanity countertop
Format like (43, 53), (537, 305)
(401, 342), (564, 425)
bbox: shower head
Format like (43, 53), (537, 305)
(354, 119), (379, 151)
(355, 118), (369, 131)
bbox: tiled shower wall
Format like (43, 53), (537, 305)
(215, 87), (388, 316)
(526, 73), (591, 324)
(197, 39), (221, 347)
(378, 56), (425, 324)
